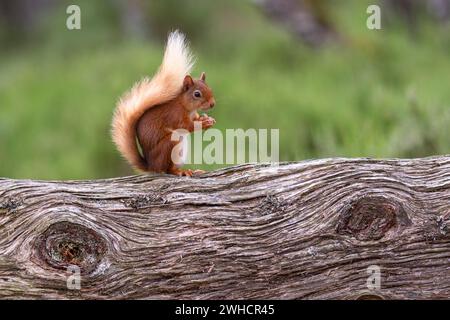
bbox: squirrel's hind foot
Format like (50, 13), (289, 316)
(168, 168), (206, 177)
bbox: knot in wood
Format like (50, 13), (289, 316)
(337, 196), (409, 241)
(0, 197), (22, 214)
(122, 193), (167, 210)
(258, 194), (286, 215)
(34, 222), (107, 274)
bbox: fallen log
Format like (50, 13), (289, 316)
(0, 157), (449, 299)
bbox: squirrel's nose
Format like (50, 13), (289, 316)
(209, 100), (215, 108)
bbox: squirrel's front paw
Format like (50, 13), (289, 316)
(201, 116), (216, 129)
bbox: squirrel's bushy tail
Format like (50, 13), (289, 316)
(111, 30), (194, 171)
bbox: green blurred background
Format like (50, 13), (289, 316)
(0, 0), (449, 179)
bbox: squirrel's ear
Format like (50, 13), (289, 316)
(183, 75), (194, 91)
(200, 72), (206, 81)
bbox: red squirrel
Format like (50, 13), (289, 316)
(111, 31), (216, 176)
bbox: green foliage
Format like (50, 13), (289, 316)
(0, 0), (449, 179)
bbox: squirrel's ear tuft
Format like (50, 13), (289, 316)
(200, 72), (206, 81)
(183, 75), (194, 91)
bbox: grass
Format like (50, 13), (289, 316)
(0, 0), (449, 179)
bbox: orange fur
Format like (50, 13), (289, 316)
(111, 31), (194, 171)
(111, 31), (216, 175)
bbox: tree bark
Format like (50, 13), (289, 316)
(0, 157), (449, 299)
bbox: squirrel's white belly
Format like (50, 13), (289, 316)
(172, 133), (189, 166)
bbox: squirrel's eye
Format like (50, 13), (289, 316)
(193, 90), (202, 98)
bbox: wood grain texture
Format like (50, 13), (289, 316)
(0, 157), (449, 299)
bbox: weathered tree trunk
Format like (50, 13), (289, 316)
(0, 157), (449, 299)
